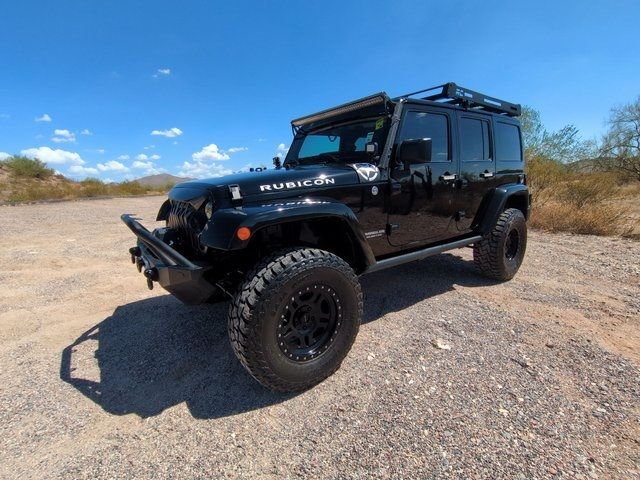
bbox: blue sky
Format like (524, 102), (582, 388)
(1, 0), (639, 181)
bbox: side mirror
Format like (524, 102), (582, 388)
(397, 138), (432, 169)
(365, 142), (378, 156)
(272, 156), (282, 169)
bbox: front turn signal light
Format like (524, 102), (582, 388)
(236, 226), (251, 241)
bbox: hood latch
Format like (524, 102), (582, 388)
(229, 184), (243, 205)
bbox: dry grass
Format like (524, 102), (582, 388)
(527, 156), (639, 237)
(530, 203), (627, 236)
(0, 159), (174, 204)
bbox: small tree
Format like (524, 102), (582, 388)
(520, 107), (594, 164)
(598, 97), (640, 181)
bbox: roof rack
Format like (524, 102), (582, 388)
(400, 82), (521, 117)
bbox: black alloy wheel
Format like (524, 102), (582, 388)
(277, 284), (341, 362)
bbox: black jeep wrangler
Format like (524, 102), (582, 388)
(123, 82), (530, 392)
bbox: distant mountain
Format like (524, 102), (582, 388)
(135, 173), (192, 187)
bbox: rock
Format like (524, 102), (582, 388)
(432, 339), (452, 350)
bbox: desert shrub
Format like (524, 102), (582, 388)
(530, 202), (627, 236)
(526, 155), (567, 205)
(111, 181), (149, 196)
(555, 173), (617, 208)
(79, 178), (109, 197)
(1, 155), (54, 179)
(525, 154), (630, 235)
(7, 182), (76, 203)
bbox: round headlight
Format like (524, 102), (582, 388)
(204, 201), (214, 219)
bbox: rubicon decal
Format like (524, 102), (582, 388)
(259, 177), (336, 192)
(351, 163), (380, 182)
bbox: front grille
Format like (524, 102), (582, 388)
(167, 200), (205, 252)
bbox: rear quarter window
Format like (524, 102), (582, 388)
(495, 122), (523, 162)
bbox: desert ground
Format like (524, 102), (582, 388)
(0, 196), (638, 479)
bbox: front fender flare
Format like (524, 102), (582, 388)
(199, 197), (376, 267)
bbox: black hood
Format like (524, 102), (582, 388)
(169, 164), (361, 205)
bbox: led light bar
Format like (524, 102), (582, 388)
(291, 92), (391, 127)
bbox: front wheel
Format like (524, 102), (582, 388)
(473, 208), (527, 281)
(228, 247), (363, 392)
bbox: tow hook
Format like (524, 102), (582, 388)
(144, 267), (158, 290)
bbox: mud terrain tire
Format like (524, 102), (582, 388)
(473, 208), (527, 281)
(228, 247), (362, 392)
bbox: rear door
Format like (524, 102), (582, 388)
(387, 107), (459, 247)
(455, 113), (498, 232)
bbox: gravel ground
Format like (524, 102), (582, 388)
(0, 196), (638, 479)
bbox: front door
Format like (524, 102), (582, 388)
(387, 108), (459, 247)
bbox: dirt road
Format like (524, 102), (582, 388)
(1, 196), (638, 479)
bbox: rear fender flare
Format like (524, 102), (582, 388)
(473, 183), (530, 235)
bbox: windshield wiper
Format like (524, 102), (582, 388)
(316, 153), (341, 164)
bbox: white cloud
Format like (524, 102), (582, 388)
(152, 68), (171, 78)
(135, 153), (149, 161)
(21, 146), (85, 165)
(143, 145), (155, 150)
(181, 142), (248, 178)
(192, 143), (230, 161)
(149, 154), (161, 160)
(117, 154), (130, 161)
(151, 127), (182, 138)
(80, 129), (92, 135)
(68, 165), (99, 176)
(35, 114), (52, 122)
(0, 152), (11, 161)
(275, 143), (289, 158)
(97, 160), (129, 172)
(179, 160), (232, 179)
(131, 159), (164, 175)
(132, 160), (153, 169)
(51, 129), (76, 143)
(257, 138), (267, 142)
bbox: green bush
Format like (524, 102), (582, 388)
(1, 155), (55, 179)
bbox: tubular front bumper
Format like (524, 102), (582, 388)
(121, 214), (217, 305)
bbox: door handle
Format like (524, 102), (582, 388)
(480, 170), (494, 179)
(439, 173), (457, 182)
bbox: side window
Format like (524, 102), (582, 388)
(398, 111), (450, 161)
(460, 117), (491, 161)
(495, 122), (523, 162)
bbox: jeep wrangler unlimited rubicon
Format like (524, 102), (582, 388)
(122, 82), (530, 392)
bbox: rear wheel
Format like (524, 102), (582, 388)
(473, 208), (527, 281)
(228, 247), (362, 392)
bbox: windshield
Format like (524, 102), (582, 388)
(285, 117), (389, 166)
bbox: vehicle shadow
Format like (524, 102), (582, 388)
(60, 252), (497, 419)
